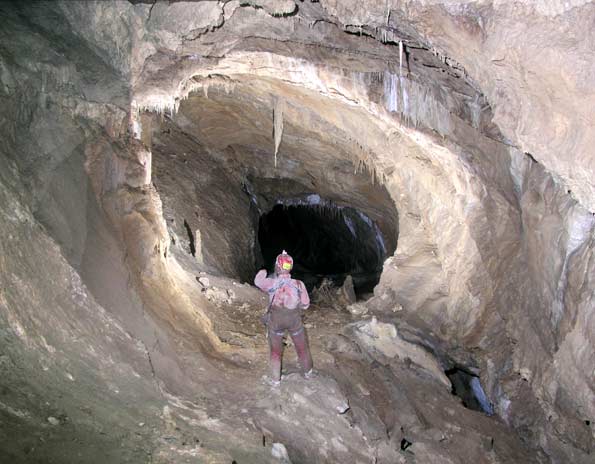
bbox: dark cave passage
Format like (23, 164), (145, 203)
(445, 367), (494, 415)
(258, 203), (393, 295)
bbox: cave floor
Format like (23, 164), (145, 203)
(127, 272), (547, 464)
(0, 263), (546, 463)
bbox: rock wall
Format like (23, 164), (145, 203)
(150, 117), (258, 282)
(0, 1), (593, 462)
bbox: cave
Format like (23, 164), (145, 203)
(258, 202), (392, 294)
(1, 1), (594, 463)
(445, 367), (494, 415)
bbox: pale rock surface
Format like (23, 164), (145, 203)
(271, 442), (292, 463)
(353, 317), (451, 389)
(340, 274), (357, 304)
(0, 1), (594, 462)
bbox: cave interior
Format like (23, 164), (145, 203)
(0, 1), (594, 463)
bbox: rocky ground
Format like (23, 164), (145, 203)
(63, 265), (547, 464)
(1, 1), (593, 462)
(0, 194), (547, 464)
(178, 271), (548, 464)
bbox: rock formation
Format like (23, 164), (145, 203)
(0, 1), (593, 462)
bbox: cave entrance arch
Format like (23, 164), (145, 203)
(143, 72), (402, 291)
(257, 196), (397, 297)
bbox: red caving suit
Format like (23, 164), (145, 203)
(254, 269), (313, 382)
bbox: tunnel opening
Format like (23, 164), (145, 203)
(258, 201), (389, 296)
(445, 367), (494, 416)
(143, 77), (403, 287)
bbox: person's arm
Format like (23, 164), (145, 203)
(298, 280), (310, 309)
(254, 269), (274, 292)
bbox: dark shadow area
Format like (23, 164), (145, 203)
(258, 203), (390, 295)
(183, 219), (196, 257)
(445, 367), (494, 415)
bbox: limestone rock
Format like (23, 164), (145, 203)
(340, 275), (356, 304)
(47, 417), (60, 426)
(353, 317), (451, 389)
(1, 1), (594, 462)
(271, 442), (291, 463)
(197, 276), (210, 288)
(346, 302), (368, 316)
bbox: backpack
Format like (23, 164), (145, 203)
(267, 278), (302, 310)
(260, 277), (303, 326)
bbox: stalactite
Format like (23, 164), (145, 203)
(399, 40), (403, 76)
(382, 70), (451, 135)
(385, 0), (391, 27)
(273, 97), (284, 167)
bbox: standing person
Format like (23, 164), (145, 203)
(255, 250), (313, 387)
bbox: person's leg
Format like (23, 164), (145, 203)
(289, 325), (313, 375)
(268, 328), (285, 383)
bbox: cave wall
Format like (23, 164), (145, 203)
(0, 154), (165, 463)
(0, 13), (163, 455)
(0, 0), (221, 398)
(151, 116), (258, 282)
(0, 1), (593, 462)
(324, 0), (595, 212)
(505, 156), (595, 458)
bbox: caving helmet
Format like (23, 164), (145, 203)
(275, 250), (293, 274)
